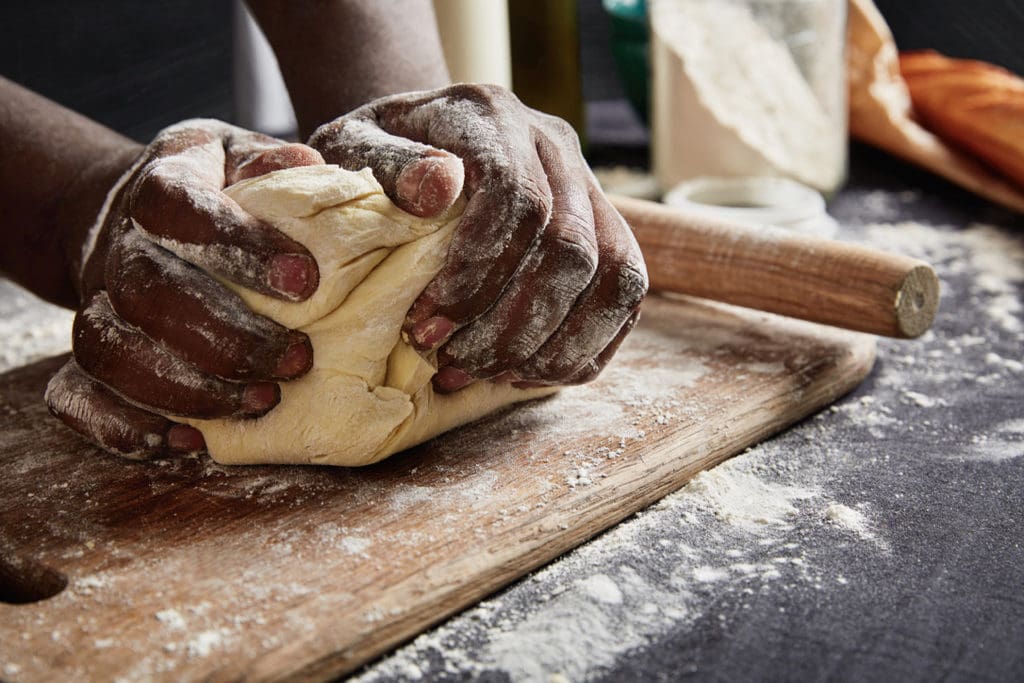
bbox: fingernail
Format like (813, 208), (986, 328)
(240, 382), (279, 416)
(167, 425), (206, 453)
(274, 339), (312, 378)
(269, 254), (316, 300)
(433, 366), (473, 393)
(411, 316), (454, 350)
(396, 154), (464, 217)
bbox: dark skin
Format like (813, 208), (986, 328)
(1, 1), (648, 459)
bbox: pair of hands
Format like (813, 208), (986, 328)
(46, 85), (648, 459)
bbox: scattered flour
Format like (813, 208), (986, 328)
(186, 629), (227, 659)
(969, 419), (1024, 463)
(902, 391), (939, 408)
(684, 462), (818, 529)
(155, 608), (187, 631)
(577, 574), (623, 605)
(389, 485), (434, 512)
(340, 536), (372, 555)
(566, 466), (594, 489)
(824, 503), (875, 541)
(740, 361), (788, 375)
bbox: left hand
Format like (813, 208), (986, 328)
(45, 120), (325, 459)
(309, 84), (648, 392)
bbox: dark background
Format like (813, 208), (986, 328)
(2, 1), (1022, 144)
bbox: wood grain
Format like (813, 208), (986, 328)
(612, 195), (940, 338)
(0, 295), (875, 681)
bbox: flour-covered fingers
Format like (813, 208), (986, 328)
(404, 177), (552, 351)
(310, 117), (464, 217)
(129, 128), (318, 302)
(73, 292), (280, 419)
(227, 141), (325, 184)
(563, 310), (640, 386)
(435, 132), (598, 386)
(105, 229), (312, 381)
(44, 359), (206, 460)
(515, 185), (648, 383)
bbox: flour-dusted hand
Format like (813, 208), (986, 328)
(45, 120), (326, 459)
(309, 84), (649, 392)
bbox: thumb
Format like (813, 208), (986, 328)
(310, 117), (464, 218)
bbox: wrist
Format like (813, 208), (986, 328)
(248, 0), (450, 137)
(56, 142), (143, 302)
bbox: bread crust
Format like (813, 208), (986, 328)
(900, 50), (1024, 189)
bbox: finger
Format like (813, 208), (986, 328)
(514, 184), (648, 383)
(404, 176), (552, 352)
(45, 359), (206, 460)
(223, 127), (325, 183)
(435, 131), (599, 383)
(353, 87), (556, 347)
(310, 116), (464, 217)
(73, 291), (280, 419)
(560, 309), (640, 386)
(229, 143), (325, 183)
(129, 127), (318, 302)
(106, 228), (313, 381)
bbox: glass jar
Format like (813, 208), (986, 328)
(649, 0), (848, 195)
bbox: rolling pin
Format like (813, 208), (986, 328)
(610, 194), (939, 338)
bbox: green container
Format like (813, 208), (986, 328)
(603, 0), (650, 123)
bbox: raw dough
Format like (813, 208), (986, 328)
(181, 165), (556, 466)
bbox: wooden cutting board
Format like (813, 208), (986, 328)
(0, 294), (875, 682)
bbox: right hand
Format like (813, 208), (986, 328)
(309, 85), (648, 394)
(45, 119), (325, 459)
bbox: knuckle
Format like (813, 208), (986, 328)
(148, 119), (218, 155)
(615, 262), (650, 310)
(445, 82), (504, 104)
(129, 163), (177, 214)
(546, 116), (581, 145)
(515, 190), (553, 231)
(600, 252), (649, 311)
(533, 114), (582, 152)
(552, 233), (599, 282)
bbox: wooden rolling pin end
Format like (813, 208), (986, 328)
(895, 264), (940, 338)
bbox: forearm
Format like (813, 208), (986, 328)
(247, 0), (451, 138)
(0, 77), (141, 307)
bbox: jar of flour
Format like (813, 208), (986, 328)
(649, 0), (848, 195)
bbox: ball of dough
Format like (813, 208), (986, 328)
(180, 165), (556, 466)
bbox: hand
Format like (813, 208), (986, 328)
(45, 120), (325, 459)
(309, 84), (648, 392)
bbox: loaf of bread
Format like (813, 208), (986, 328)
(900, 50), (1024, 190)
